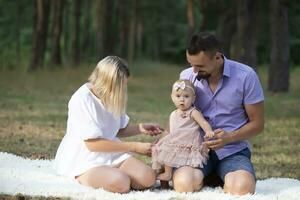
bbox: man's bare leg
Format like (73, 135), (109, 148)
(172, 166), (204, 192)
(223, 170), (255, 195)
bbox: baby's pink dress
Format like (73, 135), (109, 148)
(152, 107), (209, 170)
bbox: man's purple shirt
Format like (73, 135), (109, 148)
(180, 57), (264, 159)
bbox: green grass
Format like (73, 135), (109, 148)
(0, 62), (300, 199)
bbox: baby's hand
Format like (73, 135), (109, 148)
(204, 131), (215, 139)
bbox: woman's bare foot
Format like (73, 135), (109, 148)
(157, 171), (172, 181)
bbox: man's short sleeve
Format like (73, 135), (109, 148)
(243, 70), (265, 105)
(68, 97), (104, 140)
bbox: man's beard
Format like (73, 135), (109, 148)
(196, 72), (211, 80)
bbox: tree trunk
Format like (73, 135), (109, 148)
(136, 20), (143, 59)
(128, 0), (137, 63)
(116, 0), (128, 58)
(71, 0), (81, 65)
(16, 1), (22, 65)
(235, 0), (258, 70)
(103, 0), (114, 57)
(95, 0), (104, 58)
(28, 0), (50, 71)
(136, 0), (143, 59)
(63, 1), (70, 60)
(216, 5), (236, 58)
(268, 0), (289, 92)
(51, 0), (64, 66)
(199, 0), (207, 31)
(187, 0), (195, 38)
(82, 0), (91, 60)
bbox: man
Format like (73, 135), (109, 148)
(172, 32), (264, 195)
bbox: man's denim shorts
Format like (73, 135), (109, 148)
(200, 148), (256, 181)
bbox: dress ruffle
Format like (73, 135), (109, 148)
(152, 141), (209, 170)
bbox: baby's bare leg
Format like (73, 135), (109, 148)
(157, 165), (172, 181)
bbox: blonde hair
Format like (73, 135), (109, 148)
(88, 56), (130, 117)
(172, 79), (195, 95)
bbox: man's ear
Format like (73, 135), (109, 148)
(215, 52), (222, 60)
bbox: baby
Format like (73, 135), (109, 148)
(152, 79), (214, 181)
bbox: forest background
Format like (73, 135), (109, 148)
(0, 0), (300, 199)
(1, 0), (299, 92)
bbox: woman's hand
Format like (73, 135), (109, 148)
(132, 142), (152, 156)
(139, 123), (164, 136)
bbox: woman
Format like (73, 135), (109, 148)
(54, 56), (163, 193)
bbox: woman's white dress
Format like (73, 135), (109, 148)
(54, 83), (131, 178)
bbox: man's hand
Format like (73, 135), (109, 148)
(139, 123), (164, 136)
(203, 129), (232, 150)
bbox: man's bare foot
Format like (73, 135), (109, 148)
(157, 171), (172, 181)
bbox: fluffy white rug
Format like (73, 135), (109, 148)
(0, 152), (300, 200)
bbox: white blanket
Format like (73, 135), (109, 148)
(0, 152), (299, 200)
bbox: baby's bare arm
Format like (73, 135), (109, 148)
(191, 109), (214, 138)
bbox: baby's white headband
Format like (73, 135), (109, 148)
(173, 81), (195, 94)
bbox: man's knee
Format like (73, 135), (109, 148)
(173, 175), (194, 192)
(224, 171), (255, 195)
(173, 167), (203, 192)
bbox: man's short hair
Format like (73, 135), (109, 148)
(187, 32), (221, 56)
